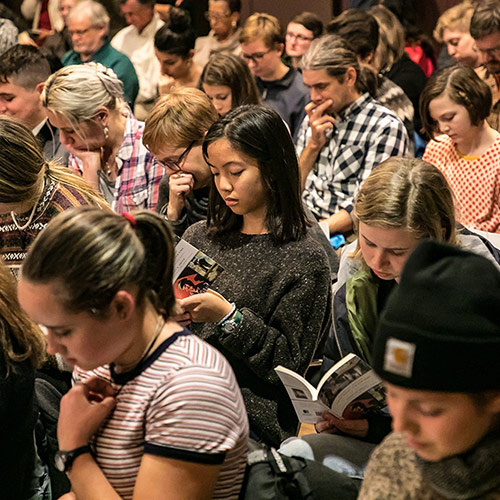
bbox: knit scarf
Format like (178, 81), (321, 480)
(417, 429), (500, 499)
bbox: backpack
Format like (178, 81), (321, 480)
(240, 440), (359, 500)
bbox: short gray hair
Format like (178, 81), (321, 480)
(67, 0), (110, 34)
(41, 63), (125, 129)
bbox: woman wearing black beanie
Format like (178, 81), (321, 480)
(359, 241), (500, 499)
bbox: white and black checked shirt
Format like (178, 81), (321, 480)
(296, 93), (409, 219)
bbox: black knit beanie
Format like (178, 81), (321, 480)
(372, 240), (500, 392)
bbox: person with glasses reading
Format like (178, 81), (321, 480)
(285, 12), (323, 68)
(62, 0), (139, 108)
(193, 0), (242, 69)
(240, 12), (309, 139)
(471, 0), (500, 132)
(144, 88), (218, 237)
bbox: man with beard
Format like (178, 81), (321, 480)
(471, 0), (500, 131)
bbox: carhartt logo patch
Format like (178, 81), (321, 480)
(384, 338), (415, 378)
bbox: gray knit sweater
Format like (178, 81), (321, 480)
(183, 221), (333, 447)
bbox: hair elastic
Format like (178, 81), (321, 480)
(122, 212), (136, 228)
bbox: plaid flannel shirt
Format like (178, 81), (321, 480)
(70, 112), (162, 213)
(295, 93), (409, 219)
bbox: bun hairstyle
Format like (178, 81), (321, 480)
(21, 208), (176, 318)
(154, 7), (196, 57)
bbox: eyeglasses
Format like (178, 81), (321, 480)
(286, 32), (314, 42)
(158, 141), (195, 172)
(204, 11), (231, 22)
(68, 26), (95, 37)
(241, 48), (273, 63)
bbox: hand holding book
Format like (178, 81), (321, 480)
(315, 411), (369, 438)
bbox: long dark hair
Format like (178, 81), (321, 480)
(202, 105), (309, 243)
(154, 7), (195, 57)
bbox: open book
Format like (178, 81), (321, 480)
(275, 354), (386, 424)
(173, 239), (223, 299)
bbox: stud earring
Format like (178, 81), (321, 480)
(104, 126), (109, 140)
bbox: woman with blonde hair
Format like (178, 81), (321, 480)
(0, 116), (104, 277)
(41, 62), (162, 213)
(280, 156), (500, 483)
(0, 262), (47, 498)
(433, 1), (480, 68)
(144, 87), (218, 236)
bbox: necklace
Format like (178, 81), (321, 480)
(10, 179), (46, 231)
(114, 315), (166, 374)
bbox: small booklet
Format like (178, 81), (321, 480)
(275, 354), (386, 424)
(173, 239), (224, 299)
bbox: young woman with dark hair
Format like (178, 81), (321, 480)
(154, 7), (201, 94)
(18, 207), (248, 499)
(199, 52), (260, 116)
(421, 64), (500, 232)
(178, 105), (332, 447)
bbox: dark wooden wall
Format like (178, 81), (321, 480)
(240, 1), (462, 37)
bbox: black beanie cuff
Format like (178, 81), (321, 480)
(373, 318), (500, 392)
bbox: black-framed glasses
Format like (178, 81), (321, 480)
(204, 11), (231, 22)
(68, 26), (94, 37)
(241, 48), (273, 63)
(158, 140), (195, 173)
(286, 32), (314, 42)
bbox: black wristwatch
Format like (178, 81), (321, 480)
(54, 445), (91, 473)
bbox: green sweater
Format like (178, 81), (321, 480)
(62, 40), (139, 106)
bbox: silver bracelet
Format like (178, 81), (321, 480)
(217, 302), (236, 325)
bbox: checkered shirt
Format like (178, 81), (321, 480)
(70, 111), (162, 213)
(295, 93), (409, 219)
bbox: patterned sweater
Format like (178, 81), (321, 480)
(0, 179), (98, 277)
(423, 134), (500, 233)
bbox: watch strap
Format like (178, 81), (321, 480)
(55, 444), (91, 473)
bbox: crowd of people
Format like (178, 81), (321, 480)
(0, 0), (499, 499)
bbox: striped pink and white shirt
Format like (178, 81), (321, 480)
(73, 329), (249, 499)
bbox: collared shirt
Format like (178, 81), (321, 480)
(295, 93), (408, 219)
(69, 111), (162, 213)
(111, 15), (164, 104)
(62, 41), (139, 106)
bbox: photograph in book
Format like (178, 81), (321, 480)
(275, 353), (387, 424)
(173, 239), (224, 299)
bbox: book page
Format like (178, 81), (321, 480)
(327, 370), (382, 418)
(173, 239), (199, 281)
(275, 366), (328, 423)
(173, 240), (224, 299)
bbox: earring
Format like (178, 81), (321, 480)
(232, 21), (237, 28)
(104, 125), (109, 140)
